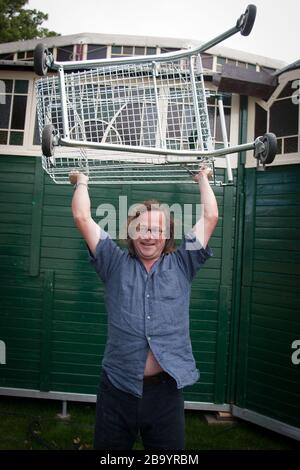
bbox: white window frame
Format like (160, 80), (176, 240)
(0, 70), (40, 157)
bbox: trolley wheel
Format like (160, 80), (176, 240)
(259, 132), (277, 165)
(34, 43), (51, 76)
(42, 124), (57, 158)
(238, 4), (257, 36)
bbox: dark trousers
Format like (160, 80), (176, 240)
(94, 370), (185, 450)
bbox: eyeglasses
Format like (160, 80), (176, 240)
(137, 225), (166, 236)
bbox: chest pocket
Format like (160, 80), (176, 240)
(157, 269), (183, 300)
(118, 279), (136, 314)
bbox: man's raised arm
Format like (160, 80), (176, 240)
(193, 166), (219, 249)
(69, 171), (100, 256)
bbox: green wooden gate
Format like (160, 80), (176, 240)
(0, 155), (235, 410)
(232, 165), (300, 440)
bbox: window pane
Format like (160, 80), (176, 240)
(270, 98), (298, 137)
(222, 94), (232, 106)
(135, 46), (145, 55)
(15, 80), (28, 94)
(217, 57), (226, 65)
(277, 138), (282, 154)
(255, 103), (267, 137)
(284, 136), (298, 153)
(87, 44), (107, 59)
(277, 81), (296, 98)
(0, 94), (12, 128)
(0, 53), (14, 60)
(0, 79), (13, 94)
(261, 66), (276, 74)
(56, 46), (74, 61)
(0, 130), (8, 144)
(161, 47), (179, 53)
(112, 46), (122, 54)
(17, 51), (25, 59)
(123, 46), (133, 55)
(9, 131), (23, 145)
(207, 95), (217, 105)
(201, 53), (213, 69)
(215, 142), (225, 149)
(11, 95), (27, 129)
(146, 47), (156, 55)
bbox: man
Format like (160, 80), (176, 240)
(70, 166), (218, 450)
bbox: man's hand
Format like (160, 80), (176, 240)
(70, 170), (100, 256)
(193, 164), (213, 183)
(192, 163), (218, 248)
(69, 170), (89, 186)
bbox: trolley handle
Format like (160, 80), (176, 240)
(34, 5), (257, 75)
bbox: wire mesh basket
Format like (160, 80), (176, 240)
(36, 58), (217, 184)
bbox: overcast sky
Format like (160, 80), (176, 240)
(27, 0), (299, 64)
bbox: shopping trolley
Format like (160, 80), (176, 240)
(34, 4), (277, 185)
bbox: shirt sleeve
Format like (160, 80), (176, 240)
(87, 228), (125, 283)
(175, 230), (213, 282)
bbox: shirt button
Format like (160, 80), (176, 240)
(146, 294), (150, 298)
(147, 315), (151, 319)
(148, 336), (151, 341)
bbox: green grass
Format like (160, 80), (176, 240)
(0, 397), (298, 450)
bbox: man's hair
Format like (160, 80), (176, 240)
(126, 199), (176, 256)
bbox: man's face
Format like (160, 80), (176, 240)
(131, 210), (167, 262)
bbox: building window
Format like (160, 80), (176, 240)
(216, 56), (226, 72)
(16, 50), (34, 61)
(160, 47), (180, 54)
(0, 53), (15, 60)
(269, 80), (299, 154)
(111, 45), (157, 58)
(255, 80), (299, 155)
(254, 103), (267, 138)
(0, 79), (28, 146)
(216, 56), (257, 72)
(165, 92), (231, 150)
(111, 45), (133, 57)
(56, 45), (74, 61)
(87, 44), (107, 59)
(207, 94), (232, 147)
(261, 66), (276, 74)
(201, 53), (213, 70)
(146, 47), (156, 55)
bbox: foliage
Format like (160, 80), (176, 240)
(0, 0), (59, 43)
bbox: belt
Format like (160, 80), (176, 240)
(143, 371), (172, 385)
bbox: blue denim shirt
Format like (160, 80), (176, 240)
(89, 229), (213, 398)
